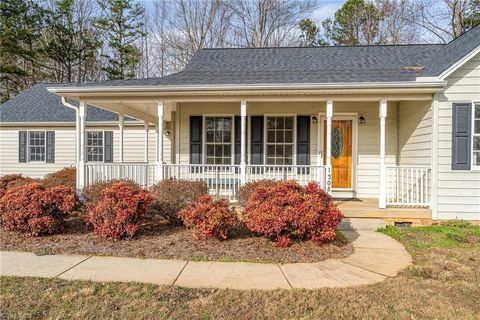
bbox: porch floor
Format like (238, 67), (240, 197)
(334, 198), (432, 226)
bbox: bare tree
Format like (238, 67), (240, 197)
(406, 0), (478, 42)
(376, 0), (418, 44)
(228, 0), (317, 47)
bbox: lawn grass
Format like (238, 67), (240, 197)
(1, 221), (480, 319)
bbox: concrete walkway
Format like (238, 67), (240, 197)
(0, 219), (411, 290)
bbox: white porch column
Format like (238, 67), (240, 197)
(325, 100), (333, 195)
(144, 121), (149, 162)
(379, 99), (388, 208)
(78, 101), (87, 191)
(118, 113), (124, 163)
(155, 101), (164, 181)
(240, 100), (247, 184)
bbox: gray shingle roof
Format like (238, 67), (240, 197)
(50, 24), (480, 88)
(0, 83), (124, 123)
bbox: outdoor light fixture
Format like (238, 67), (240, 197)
(311, 115), (318, 123)
(359, 115), (366, 124)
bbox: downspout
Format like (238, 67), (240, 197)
(61, 97), (81, 191)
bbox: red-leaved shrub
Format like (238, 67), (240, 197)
(179, 195), (236, 240)
(42, 167), (76, 189)
(238, 179), (278, 206)
(242, 180), (342, 247)
(0, 174), (36, 199)
(82, 179), (139, 205)
(0, 182), (78, 236)
(85, 181), (153, 240)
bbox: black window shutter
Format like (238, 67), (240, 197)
(234, 116), (241, 165)
(190, 116), (202, 164)
(452, 103), (472, 170)
(19, 131), (27, 163)
(250, 116), (264, 164)
(104, 131), (114, 163)
(46, 131), (55, 163)
(296, 116), (310, 165)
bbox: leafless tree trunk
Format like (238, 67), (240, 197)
(228, 0), (317, 47)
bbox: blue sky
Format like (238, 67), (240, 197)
(140, 0), (346, 22)
(312, 0), (345, 21)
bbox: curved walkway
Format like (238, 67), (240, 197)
(0, 219), (411, 290)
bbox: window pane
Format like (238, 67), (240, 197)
(267, 131), (275, 143)
(267, 118), (275, 129)
(275, 131), (284, 143)
(473, 136), (480, 151)
(206, 145), (214, 156)
(284, 130), (293, 143)
(474, 152), (480, 166)
(475, 120), (480, 134)
(285, 117), (293, 129)
(277, 117), (285, 129)
(285, 145), (292, 157)
(223, 131), (231, 142)
(267, 145), (275, 157)
(224, 145), (231, 156)
(275, 145), (283, 157)
(206, 131), (214, 142)
(475, 105), (480, 119)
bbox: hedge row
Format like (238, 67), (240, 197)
(0, 168), (343, 246)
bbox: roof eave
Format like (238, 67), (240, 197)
(47, 81), (447, 95)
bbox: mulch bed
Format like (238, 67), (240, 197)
(0, 215), (354, 263)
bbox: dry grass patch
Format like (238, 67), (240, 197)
(1, 221), (479, 319)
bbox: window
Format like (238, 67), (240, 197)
(473, 103), (480, 168)
(205, 117), (232, 164)
(266, 116), (294, 165)
(28, 131), (45, 162)
(87, 131), (104, 162)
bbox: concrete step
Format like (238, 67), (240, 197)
(337, 218), (386, 232)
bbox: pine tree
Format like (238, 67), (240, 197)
(43, 0), (101, 83)
(95, 0), (145, 80)
(0, 0), (46, 102)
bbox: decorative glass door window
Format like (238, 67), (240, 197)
(86, 131), (104, 162)
(473, 103), (480, 167)
(266, 116), (294, 165)
(205, 117), (232, 164)
(331, 126), (343, 159)
(28, 131), (46, 162)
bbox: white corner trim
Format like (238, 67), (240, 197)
(438, 45), (480, 80)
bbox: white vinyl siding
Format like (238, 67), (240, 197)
(435, 52), (480, 220)
(0, 124), (171, 179)
(398, 101), (432, 166)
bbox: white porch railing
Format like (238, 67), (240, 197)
(246, 165), (326, 189)
(162, 164), (326, 201)
(163, 164), (241, 201)
(85, 163), (156, 188)
(386, 166), (431, 207)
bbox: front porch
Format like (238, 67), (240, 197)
(52, 88), (437, 213)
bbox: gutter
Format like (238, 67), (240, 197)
(47, 80), (447, 94)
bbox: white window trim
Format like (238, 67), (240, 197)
(202, 114), (235, 165)
(264, 114), (297, 166)
(27, 130), (47, 163)
(86, 130), (106, 163)
(472, 101), (480, 171)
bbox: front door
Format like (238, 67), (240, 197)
(324, 120), (352, 189)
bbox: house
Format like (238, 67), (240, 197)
(1, 25), (479, 221)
